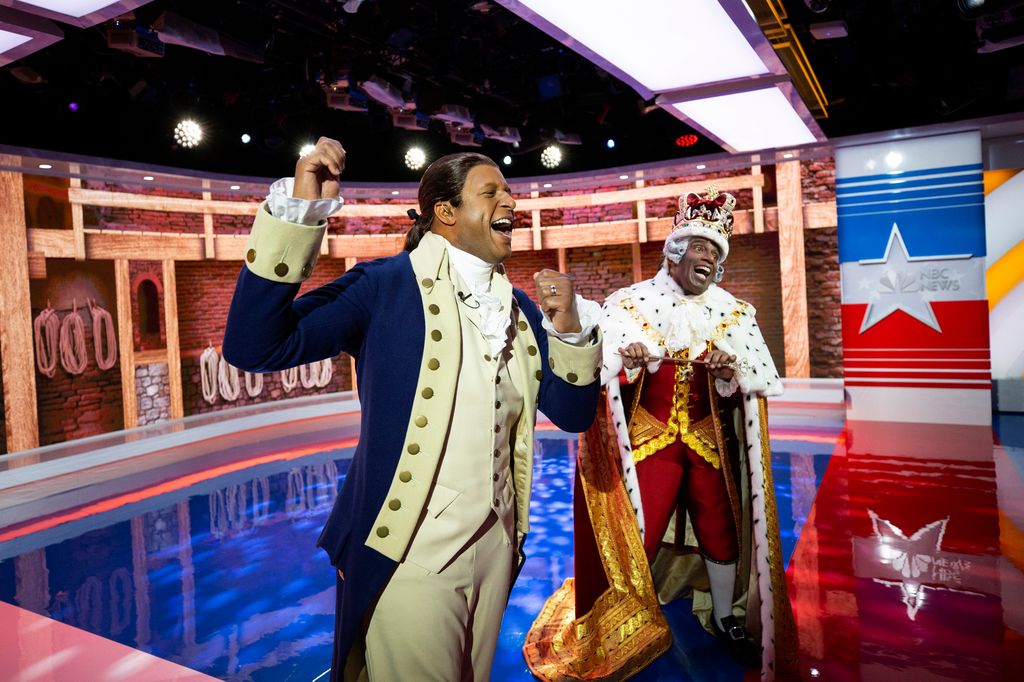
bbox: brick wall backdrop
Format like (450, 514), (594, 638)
(802, 157), (836, 204)
(129, 261), (166, 352)
(176, 258), (354, 417)
(503, 249), (559, 294)
(805, 227), (842, 377)
(83, 182), (204, 234)
(29, 260), (124, 446)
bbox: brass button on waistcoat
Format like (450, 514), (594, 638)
(535, 370), (543, 381)
(274, 262), (289, 277)
(246, 248), (256, 263)
(549, 358), (555, 369)
(415, 416), (428, 427)
(428, 358), (440, 370)
(376, 526), (390, 538)
(301, 264), (313, 278)
(421, 277), (434, 288)
(518, 320), (528, 331)
(495, 401), (501, 409)
(421, 387), (434, 399)
(407, 443), (420, 455)
(493, 473), (499, 481)
(493, 449), (500, 458)
(431, 330), (442, 342)
(484, 354), (492, 362)
(567, 372), (579, 383)
(527, 346), (537, 356)
(494, 424), (500, 433)
(428, 304), (440, 315)
(388, 499), (402, 511)
(399, 471), (412, 483)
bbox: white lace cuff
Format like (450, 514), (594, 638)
(541, 294), (601, 345)
(266, 177), (344, 226)
(715, 375), (740, 398)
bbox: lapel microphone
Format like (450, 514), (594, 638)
(457, 291), (480, 309)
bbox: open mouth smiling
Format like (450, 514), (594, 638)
(491, 217), (514, 235)
(693, 264), (712, 280)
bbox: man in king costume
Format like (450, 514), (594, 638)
(524, 188), (797, 681)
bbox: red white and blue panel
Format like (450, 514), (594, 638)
(836, 131), (992, 425)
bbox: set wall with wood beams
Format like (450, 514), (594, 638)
(1, 154), (838, 453)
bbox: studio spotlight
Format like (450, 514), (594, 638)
(173, 119), (203, 148)
(502, 155), (512, 166)
(540, 145), (563, 169)
(241, 133), (252, 144)
(606, 138), (616, 149)
(299, 143), (316, 157)
(404, 147), (427, 170)
(68, 102), (79, 112)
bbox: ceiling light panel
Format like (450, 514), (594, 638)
(672, 86), (817, 152)
(500, 0), (769, 94)
(14, 1), (115, 18)
(0, 27), (29, 52)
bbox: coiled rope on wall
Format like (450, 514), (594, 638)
(244, 370), (263, 397)
(33, 306), (60, 378)
(280, 366), (299, 393)
(218, 354), (241, 402)
(200, 346), (219, 404)
(59, 301), (89, 375)
(87, 298), (118, 371)
(299, 358), (334, 389)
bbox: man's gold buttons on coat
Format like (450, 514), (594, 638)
(428, 304), (440, 315)
(495, 400), (501, 410)
(421, 387), (434, 399)
(301, 264), (313, 278)
(518, 320), (528, 331)
(399, 471), (412, 483)
(484, 354), (492, 362)
(567, 372), (579, 383)
(549, 358), (555, 369)
(388, 499), (402, 511)
(527, 345), (537, 356)
(407, 443), (420, 455)
(274, 262), (289, 277)
(428, 358), (440, 370)
(415, 415), (428, 427)
(246, 249), (256, 263)
(431, 330), (442, 342)
(535, 370), (543, 381)
(376, 526), (390, 538)
(494, 424), (500, 433)
(421, 277), (434, 288)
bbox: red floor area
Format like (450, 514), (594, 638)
(0, 600), (216, 682)
(786, 420), (1024, 681)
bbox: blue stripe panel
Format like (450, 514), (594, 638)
(838, 203), (986, 262)
(838, 194), (983, 216)
(836, 172), (984, 197)
(835, 162), (983, 186)
(837, 185), (982, 207)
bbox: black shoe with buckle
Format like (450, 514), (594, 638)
(712, 615), (761, 669)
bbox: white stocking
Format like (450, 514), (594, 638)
(705, 559), (737, 629)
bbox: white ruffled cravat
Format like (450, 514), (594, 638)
(444, 241), (510, 356)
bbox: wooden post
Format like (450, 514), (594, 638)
(631, 242), (643, 282)
(114, 259), (138, 429)
(776, 161), (810, 378)
(163, 259), (184, 420)
(202, 180), (215, 259)
(557, 247), (567, 273)
(530, 184), (542, 251)
(349, 356), (357, 393)
(69, 163), (86, 260)
(635, 171), (648, 244)
(0, 158), (40, 452)
(752, 162), (765, 234)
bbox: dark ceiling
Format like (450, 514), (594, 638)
(2, 0), (1023, 181)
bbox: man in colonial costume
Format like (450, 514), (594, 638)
(524, 188), (796, 681)
(223, 137), (603, 681)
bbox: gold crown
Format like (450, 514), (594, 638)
(671, 185), (736, 241)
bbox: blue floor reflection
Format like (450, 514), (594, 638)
(1, 428), (837, 681)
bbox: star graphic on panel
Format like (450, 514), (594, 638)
(856, 223), (954, 333)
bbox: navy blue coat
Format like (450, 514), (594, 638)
(223, 251), (599, 673)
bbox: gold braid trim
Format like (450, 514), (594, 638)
(619, 297), (666, 346)
(757, 396), (798, 675)
(523, 400), (671, 681)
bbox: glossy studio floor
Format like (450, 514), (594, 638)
(1, 383), (1022, 682)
